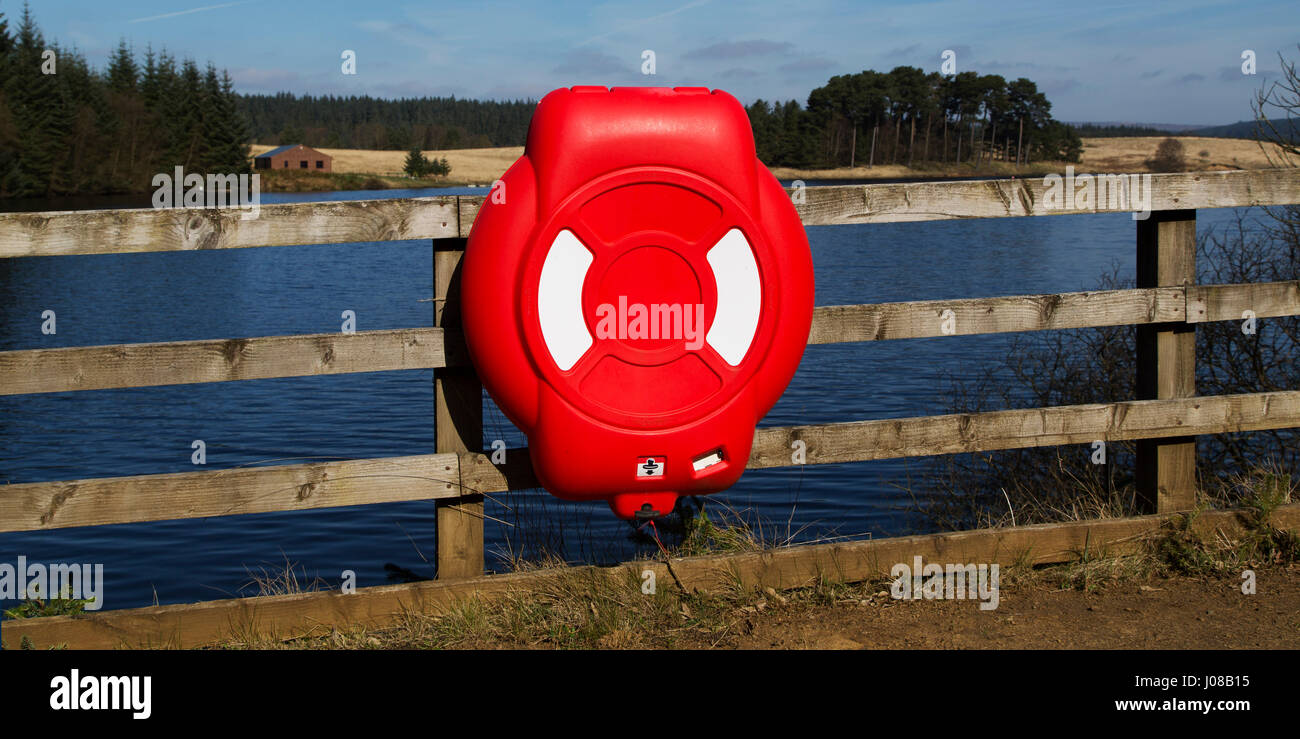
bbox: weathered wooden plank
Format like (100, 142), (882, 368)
(0, 196), (460, 258)
(808, 287), (1185, 343)
(1187, 280), (1300, 323)
(0, 328), (446, 395)
(460, 391), (1300, 493)
(458, 195), (484, 239)
(746, 390), (1300, 469)
(9, 170), (1294, 259)
(6, 280), (1291, 397)
(1135, 210), (1197, 513)
(793, 168), (1300, 226)
(4, 391), (1290, 531)
(433, 241), (485, 579)
(0, 453), (462, 533)
(6, 502), (1295, 649)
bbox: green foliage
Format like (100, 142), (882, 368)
(3, 585), (93, 619)
(402, 147), (450, 178)
(1070, 123), (1173, 137)
(238, 92), (534, 150)
(753, 66), (1078, 167)
(0, 5), (250, 197)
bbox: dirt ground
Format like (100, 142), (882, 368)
(682, 568), (1300, 649)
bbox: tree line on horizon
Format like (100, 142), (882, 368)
(240, 92), (535, 152)
(0, 5), (250, 199)
(1, 2), (1100, 199)
(745, 67), (1083, 168)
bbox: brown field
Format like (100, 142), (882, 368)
(1080, 135), (1291, 172)
(251, 136), (1292, 190)
(250, 144), (523, 185)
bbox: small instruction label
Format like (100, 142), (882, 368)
(637, 456), (664, 478)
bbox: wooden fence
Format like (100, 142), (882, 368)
(2, 167), (1299, 647)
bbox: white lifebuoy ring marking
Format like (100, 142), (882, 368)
(537, 229), (594, 371)
(538, 227), (761, 370)
(705, 228), (761, 366)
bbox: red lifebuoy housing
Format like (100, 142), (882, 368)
(461, 86), (814, 519)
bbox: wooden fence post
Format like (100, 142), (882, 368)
(433, 237), (485, 579)
(1135, 210), (1197, 513)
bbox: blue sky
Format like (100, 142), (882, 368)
(23, 0), (1300, 125)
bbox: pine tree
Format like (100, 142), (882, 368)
(164, 58), (205, 169)
(2, 4), (67, 196)
(215, 70), (250, 173)
(106, 39), (137, 93)
(403, 146), (429, 177)
(0, 5), (17, 197)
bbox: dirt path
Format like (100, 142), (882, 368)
(684, 568), (1300, 649)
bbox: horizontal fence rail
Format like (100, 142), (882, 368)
(0, 328), (447, 395)
(2, 169), (1297, 258)
(3, 281), (1297, 396)
(0, 196), (461, 258)
(0, 453), (463, 533)
(5, 390), (1298, 532)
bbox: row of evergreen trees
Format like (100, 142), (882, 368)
(0, 4), (250, 198)
(0, 2), (1087, 198)
(238, 92), (535, 151)
(747, 67), (1083, 167)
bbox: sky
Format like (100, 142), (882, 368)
(22, 0), (1300, 125)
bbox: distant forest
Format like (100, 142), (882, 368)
(1069, 123), (1175, 137)
(0, 3), (1215, 199)
(745, 68), (1081, 167)
(239, 93), (534, 151)
(245, 70), (1085, 169)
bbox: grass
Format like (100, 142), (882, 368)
(1008, 470), (1298, 596)
(255, 169), (460, 192)
(204, 474), (1297, 649)
(3, 586), (94, 620)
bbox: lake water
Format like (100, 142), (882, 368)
(0, 185), (1251, 613)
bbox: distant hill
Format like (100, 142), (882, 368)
(1070, 118), (1299, 144)
(1188, 118), (1299, 142)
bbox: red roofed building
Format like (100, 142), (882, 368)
(254, 144), (333, 172)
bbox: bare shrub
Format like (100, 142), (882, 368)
(1146, 137), (1186, 172)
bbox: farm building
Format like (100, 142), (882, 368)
(254, 144), (333, 172)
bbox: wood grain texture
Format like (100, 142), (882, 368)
(1187, 280), (1300, 322)
(1135, 210), (1197, 513)
(0, 328), (445, 395)
(808, 287), (1185, 343)
(6, 391), (1290, 533)
(4, 281), (1293, 398)
(792, 168), (1300, 225)
(746, 391), (1300, 469)
(433, 243), (485, 579)
(0, 196), (459, 258)
(0, 453), (462, 533)
(6, 170), (1296, 259)
(6, 502), (1295, 649)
